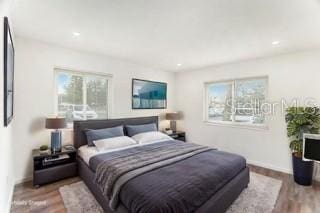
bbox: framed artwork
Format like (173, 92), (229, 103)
(3, 17), (14, 126)
(132, 79), (167, 109)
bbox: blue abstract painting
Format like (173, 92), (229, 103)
(132, 79), (167, 109)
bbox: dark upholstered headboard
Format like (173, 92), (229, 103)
(73, 116), (159, 148)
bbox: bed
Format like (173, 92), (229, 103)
(74, 116), (249, 213)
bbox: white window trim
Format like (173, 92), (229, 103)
(203, 76), (269, 130)
(53, 67), (113, 128)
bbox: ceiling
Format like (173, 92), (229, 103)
(12, 0), (320, 72)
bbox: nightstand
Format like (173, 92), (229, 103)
(32, 147), (77, 187)
(166, 131), (186, 142)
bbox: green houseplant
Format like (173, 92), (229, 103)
(285, 107), (320, 185)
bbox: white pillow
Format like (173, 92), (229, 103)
(93, 136), (137, 151)
(132, 131), (174, 144)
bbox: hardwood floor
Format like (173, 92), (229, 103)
(11, 177), (80, 213)
(10, 165), (320, 213)
(249, 165), (320, 213)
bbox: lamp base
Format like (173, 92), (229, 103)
(51, 130), (62, 153)
(170, 120), (177, 132)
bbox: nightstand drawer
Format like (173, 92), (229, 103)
(33, 162), (77, 186)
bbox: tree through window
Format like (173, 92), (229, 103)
(55, 69), (111, 124)
(205, 77), (267, 126)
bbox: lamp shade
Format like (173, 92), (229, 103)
(45, 117), (67, 129)
(166, 112), (181, 120)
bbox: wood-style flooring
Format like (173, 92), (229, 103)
(10, 165), (320, 213)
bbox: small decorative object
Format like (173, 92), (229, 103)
(46, 117), (67, 153)
(285, 107), (320, 186)
(166, 112), (182, 132)
(3, 17), (15, 126)
(164, 128), (173, 135)
(39, 145), (49, 154)
(132, 79), (167, 109)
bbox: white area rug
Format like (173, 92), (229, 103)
(59, 172), (282, 213)
(226, 172), (282, 213)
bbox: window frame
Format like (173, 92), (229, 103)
(54, 67), (113, 127)
(204, 76), (269, 130)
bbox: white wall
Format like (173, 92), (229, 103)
(0, 1), (14, 212)
(175, 50), (320, 177)
(13, 37), (175, 183)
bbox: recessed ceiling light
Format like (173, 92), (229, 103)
(73, 32), (80, 37)
(177, 63), (182, 67)
(272, 40), (280, 45)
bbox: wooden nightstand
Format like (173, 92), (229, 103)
(166, 131), (186, 142)
(32, 147), (77, 187)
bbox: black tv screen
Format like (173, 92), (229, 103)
(304, 138), (320, 161)
(132, 79), (167, 109)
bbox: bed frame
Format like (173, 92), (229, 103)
(74, 116), (250, 213)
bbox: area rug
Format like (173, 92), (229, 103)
(59, 172), (282, 213)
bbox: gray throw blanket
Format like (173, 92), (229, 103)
(94, 141), (212, 210)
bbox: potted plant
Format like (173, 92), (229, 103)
(285, 107), (320, 186)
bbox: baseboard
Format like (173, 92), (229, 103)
(247, 159), (292, 174)
(4, 181), (14, 213)
(247, 159), (320, 182)
(15, 176), (32, 185)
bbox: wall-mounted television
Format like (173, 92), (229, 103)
(132, 79), (167, 109)
(3, 17), (14, 126)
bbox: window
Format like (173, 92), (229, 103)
(55, 69), (112, 124)
(205, 77), (268, 126)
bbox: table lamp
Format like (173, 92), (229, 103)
(45, 117), (66, 153)
(166, 112), (181, 132)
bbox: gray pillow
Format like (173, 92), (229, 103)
(85, 126), (124, 146)
(125, 123), (157, 137)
